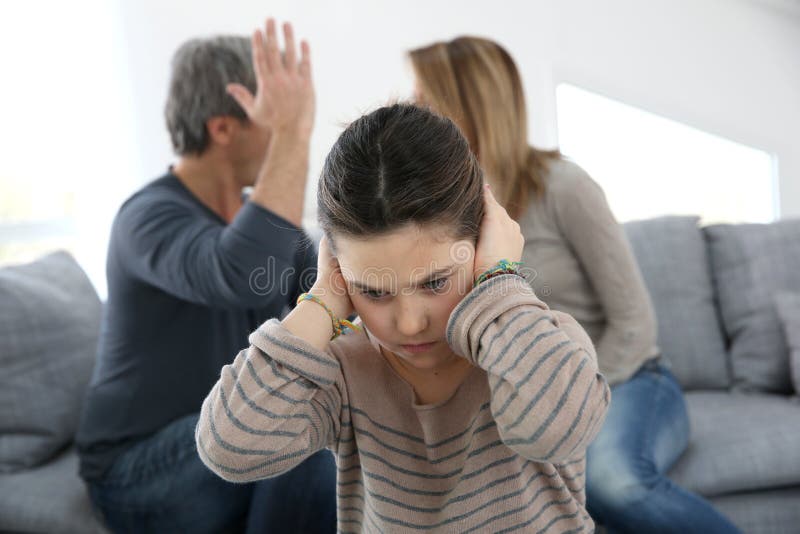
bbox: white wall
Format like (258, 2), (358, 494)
(116, 0), (800, 224)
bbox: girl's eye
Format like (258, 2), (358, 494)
(362, 289), (388, 300)
(423, 277), (448, 292)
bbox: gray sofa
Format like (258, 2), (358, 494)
(2, 216), (799, 533)
(624, 216), (800, 534)
(0, 251), (108, 533)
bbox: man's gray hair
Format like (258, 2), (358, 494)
(164, 36), (256, 155)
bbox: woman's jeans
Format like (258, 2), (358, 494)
(585, 359), (741, 534)
(87, 413), (337, 533)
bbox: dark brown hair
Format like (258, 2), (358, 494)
(409, 37), (561, 220)
(318, 103), (484, 247)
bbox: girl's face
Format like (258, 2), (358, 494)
(335, 224), (475, 371)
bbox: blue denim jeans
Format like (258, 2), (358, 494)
(585, 360), (741, 534)
(245, 449), (337, 534)
(87, 413), (336, 533)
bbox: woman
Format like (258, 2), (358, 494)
(408, 37), (741, 534)
(196, 94), (611, 530)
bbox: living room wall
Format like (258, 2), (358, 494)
(115, 0), (800, 223)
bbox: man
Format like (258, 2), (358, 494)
(76, 19), (335, 533)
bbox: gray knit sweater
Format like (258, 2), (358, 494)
(519, 158), (659, 385)
(196, 274), (610, 533)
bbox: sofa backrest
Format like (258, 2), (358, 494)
(0, 251), (101, 473)
(624, 215), (800, 395)
(704, 219), (800, 394)
(623, 216), (730, 390)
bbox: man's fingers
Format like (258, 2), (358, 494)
(299, 40), (312, 80)
(251, 30), (267, 85)
(282, 22), (297, 72)
(264, 18), (281, 73)
(226, 84), (255, 115)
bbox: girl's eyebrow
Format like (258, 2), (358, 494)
(347, 264), (456, 292)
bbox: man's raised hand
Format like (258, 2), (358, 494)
(227, 18), (315, 138)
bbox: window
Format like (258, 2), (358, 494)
(0, 186), (79, 265)
(0, 1), (137, 298)
(555, 83), (777, 224)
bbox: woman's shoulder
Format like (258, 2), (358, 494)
(542, 157), (602, 198)
(520, 156), (607, 225)
(539, 157), (613, 219)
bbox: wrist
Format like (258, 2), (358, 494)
(309, 284), (352, 321)
(473, 259), (523, 286)
(298, 289), (358, 340)
(294, 298), (335, 341)
(270, 124), (312, 144)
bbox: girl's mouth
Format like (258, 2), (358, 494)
(400, 342), (437, 354)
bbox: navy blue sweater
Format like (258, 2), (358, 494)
(76, 171), (317, 480)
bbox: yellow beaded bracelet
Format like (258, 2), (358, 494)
(296, 292), (361, 340)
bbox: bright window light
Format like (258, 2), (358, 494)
(0, 1), (136, 298)
(556, 83), (777, 224)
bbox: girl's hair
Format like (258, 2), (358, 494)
(318, 103), (484, 247)
(408, 37), (561, 220)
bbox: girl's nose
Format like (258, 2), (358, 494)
(395, 301), (428, 338)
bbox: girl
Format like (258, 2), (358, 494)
(196, 101), (610, 532)
(408, 36), (741, 534)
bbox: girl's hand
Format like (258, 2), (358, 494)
(309, 235), (355, 320)
(227, 18), (315, 138)
(473, 185), (524, 281)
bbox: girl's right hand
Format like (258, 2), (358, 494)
(473, 185), (524, 281)
(309, 235), (355, 320)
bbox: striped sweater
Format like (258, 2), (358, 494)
(196, 274), (611, 533)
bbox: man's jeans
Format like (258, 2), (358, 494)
(87, 413), (336, 533)
(585, 360), (741, 534)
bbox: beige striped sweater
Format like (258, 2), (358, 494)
(196, 275), (611, 533)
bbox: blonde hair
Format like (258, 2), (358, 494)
(409, 37), (560, 219)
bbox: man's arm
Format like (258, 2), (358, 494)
(117, 19), (318, 310)
(249, 132), (309, 228)
(118, 195), (307, 309)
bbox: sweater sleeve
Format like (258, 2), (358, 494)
(550, 165), (659, 383)
(446, 275), (610, 464)
(117, 195), (311, 310)
(195, 318), (343, 483)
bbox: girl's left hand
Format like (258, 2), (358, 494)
(473, 185), (524, 282)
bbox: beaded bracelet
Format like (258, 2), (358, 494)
(474, 259), (524, 287)
(296, 292), (361, 340)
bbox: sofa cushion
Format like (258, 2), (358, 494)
(0, 251), (101, 472)
(710, 487), (800, 534)
(0, 445), (108, 533)
(774, 292), (800, 395)
(623, 216), (729, 389)
(668, 391), (800, 496)
(705, 219), (800, 393)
